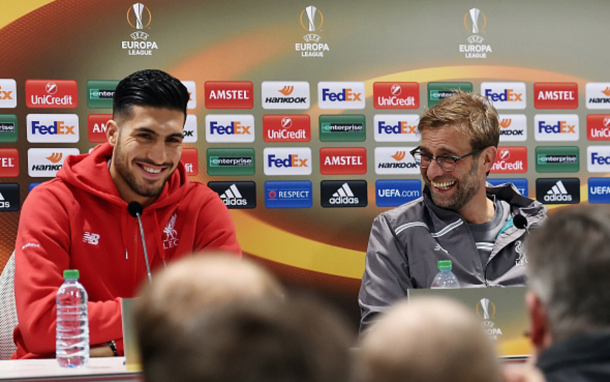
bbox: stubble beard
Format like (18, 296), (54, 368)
(113, 139), (168, 198)
(427, 159), (482, 212)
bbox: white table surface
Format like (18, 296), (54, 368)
(0, 357), (141, 381)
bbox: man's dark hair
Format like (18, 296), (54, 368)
(112, 69), (189, 121)
(527, 205), (610, 340)
(143, 295), (355, 382)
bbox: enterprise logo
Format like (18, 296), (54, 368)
(375, 179), (422, 207)
(319, 114), (366, 142)
(374, 147), (419, 175)
(535, 146), (579, 173)
(481, 82), (526, 110)
(318, 82), (365, 109)
(86, 80), (119, 109)
(207, 148), (255, 176)
(374, 114), (420, 142)
(261, 81), (310, 109)
(536, 178), (580, 205)
(0, 114), (18, 143)
(534, 114), (579, 142)
(26, 80), (78, 109)
(205, 115), (255, 143)
(264, 147), (312, 176)
(28, 148), (79, 177)
(27, 114), (79, 143)
(320, 180), (367, 208)
(265, 181), (312, 209)
(208, 181), (256, 209)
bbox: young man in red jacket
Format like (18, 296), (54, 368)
(12, 69), (241, 359)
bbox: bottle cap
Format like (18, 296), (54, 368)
(63, 269), (80, 279)
(437, 260), (452, 270)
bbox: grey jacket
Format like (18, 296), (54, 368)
(358, 183), (547, 332)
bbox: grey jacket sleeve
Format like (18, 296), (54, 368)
(358, 214), (413, 333)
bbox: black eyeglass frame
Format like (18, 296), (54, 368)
(409, 146), (485, 172)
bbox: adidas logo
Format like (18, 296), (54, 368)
(220, 184), (248, 206)
(543, 180), (573, 202)
(329, 183), (359, 205)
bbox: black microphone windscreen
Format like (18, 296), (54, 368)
(127, 201), (143, 217)
(513, 214), (528, 230)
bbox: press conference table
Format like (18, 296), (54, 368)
(0, 357), (141, 381)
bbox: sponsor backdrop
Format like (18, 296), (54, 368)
(1, 0), (609, 327)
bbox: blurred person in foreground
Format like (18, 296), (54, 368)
(137, 279), (355, 382)
(134, 253), (284, 377)
(359, 90), (547, 332)
(525, 205), (610, 382)
(12, 69), (240, 359)
(357, 297), (502, 382)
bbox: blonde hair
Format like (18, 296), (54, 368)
(418, 90), (500, 149)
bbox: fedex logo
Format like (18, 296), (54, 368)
(534, 83), (578, 109)
(587, 146), (610, 172)
(0, 148), (19, 177)
(264, 148), (312, 176)
(498, 114), (527, 142)
(88, 114), (111, 143)
(205, 81), (253, 109)
(318, 82), (365, 109)
(374, 114), (420, 142)
(373, 82), (419, 109)
(27, 114), (79, 143)
(0, 79), (17, 108)
(534, 115), (579, 142)
(491, 146), (527, 173)
(205, 115), (255, 143)
(320, 147), (367, 175)
(26, 79), (78, 109)
(263, 115), (310, 142)
(481, 82), (526, 109)
(587, 114), (610, 141)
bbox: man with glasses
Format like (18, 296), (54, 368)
(358, 90), (546, 333)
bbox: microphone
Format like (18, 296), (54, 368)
(513, 214), (529, 234)
(127, 201), (152, 284)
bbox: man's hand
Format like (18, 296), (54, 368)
(90, 342), (115, 357)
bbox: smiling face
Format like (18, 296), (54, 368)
(107, 105), (185, 207)
(420, 125), (495, 216)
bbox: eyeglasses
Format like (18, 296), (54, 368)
(409, 147), (484, 172)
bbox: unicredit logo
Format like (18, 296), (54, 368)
(26, 79), (78, 109)
(373, 82), (419, 109)
(491, 146), (527, 173)
(587, 114), (610, 141)
(263, 115), (310, 142)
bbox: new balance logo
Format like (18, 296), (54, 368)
(83, 232), (100, 245)
(220, 184), (248, 206)
(279, 86), (294, 96)
(544, 180), (572, 203)
(329, 183), (359, 205)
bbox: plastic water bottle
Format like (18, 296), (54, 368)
(430, 260), (460, 289)
(56, 269), (89, 368)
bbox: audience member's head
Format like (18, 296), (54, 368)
(134, 253), (284, 378)
(146, 294), (355, 382)
(526, 205), (610, 356)
(357, 297), (502, 382)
